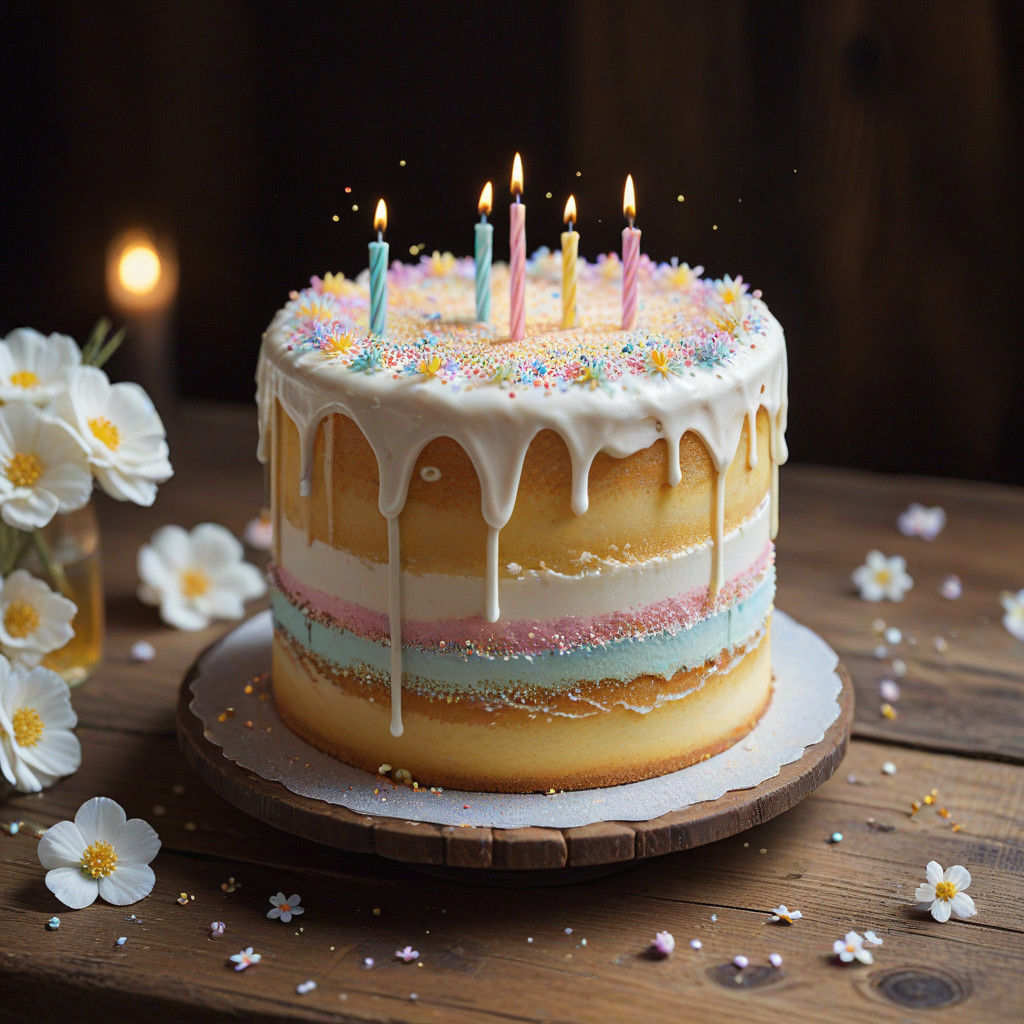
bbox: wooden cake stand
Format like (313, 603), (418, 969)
(177, 633), (853, 880)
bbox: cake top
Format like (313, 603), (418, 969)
(268, 251), (772, 396)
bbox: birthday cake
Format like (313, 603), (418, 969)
(256, 252), (788, 792)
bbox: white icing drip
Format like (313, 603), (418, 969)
(710, 467), (727, 599)
(386, 515), (403, 737)
(485, 526), (500, 622)
(746, 408), (758, 470)
(324, 415), (335, 545)
(256, 297), (789, 738)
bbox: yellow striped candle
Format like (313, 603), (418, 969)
(560, 195), (578, 329)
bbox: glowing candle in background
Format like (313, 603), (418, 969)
(621, 174), (640, 330)
(509, 152), (526, 342)
(561, 195), (579, 329)
(474, 181), (493, 323)
(369, 199), (389, 335)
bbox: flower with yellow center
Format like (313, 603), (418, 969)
(322, 332), (356, 357)
(179, 568), (210, 599)
(0, 570), (76, 668)
(297, 297), (335, 322)
(0, 658), (80, 793)
(851, 551), (914, 602)
(428, 251), (456, 277)
(417, 355), (443, 378)
(667, 262), (703, 290)
(5, 452), (43, 488)
(318, 272), (357, 297)
(0, 328), (82, 406)
(88, 416), (121, 451)
(37, 796), (160, 909)
(915, 861), (977, 922)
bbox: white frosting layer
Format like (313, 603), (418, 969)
(278, 494), (772, 623)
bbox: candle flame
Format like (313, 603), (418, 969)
(117, 242), (162, 297)
(623, 175), (636, 221)
(373, 198), (387, 233)
(478, 181), (493, 215)
(564, 195), (577, 227)
(510, 152), (523, 197)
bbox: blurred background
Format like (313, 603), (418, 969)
(1, 0), (1021, 482)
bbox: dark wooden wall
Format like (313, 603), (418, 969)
(1, 0), (1021, 483)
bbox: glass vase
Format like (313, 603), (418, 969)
(24, 503), (105, 688)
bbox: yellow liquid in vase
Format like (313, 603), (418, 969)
(42, 546), (104, 688)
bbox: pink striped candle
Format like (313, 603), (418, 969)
(621, 174), (640, 330)
(509, 152), (526, 341)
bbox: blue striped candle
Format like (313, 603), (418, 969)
(369, 198), (388, 335)
(475, 182), (493, 322)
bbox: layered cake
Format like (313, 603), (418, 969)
(256, 253), (788, 792)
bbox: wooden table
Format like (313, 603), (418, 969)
(1, 403), (1022, 1023)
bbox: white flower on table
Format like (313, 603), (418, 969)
(0, 328), (81, 406)
(36, 796), (160, 909)
(395, 945), (419, 963)
(915, 861), (977, 922)
(0, 569), (76, 668)
(1000, 589), (1024, 643)
(0, 657), (80, 792)
(851, 551), (913, 602)
(137, 523), (266, 631)
(267, 891), (304, 923)
(0, 401), (92, 530)
(769, 905), (802, 924)
(229, 947), (262, 971)
(832, 930), (882, 965)
(51, 365), (172, 507)
(897, 503), (946, 540)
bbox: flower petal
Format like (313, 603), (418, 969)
(159, 597), (210, 632)
(950, 892), (977, 919)
(37, 820), (85, 869)
(945, 864), (971, 890)
(925, 861), (944, 886)
(75, 796), (127, 845)
(931, 898), (952, 923)
(114, 817), (161, 866)
(46, 866), (99, 909)
(914, 883), (935, 902)
(97, 862), (155, 905)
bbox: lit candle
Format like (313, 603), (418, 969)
(369, 199), (389, 335)
(561, 195), (579, 329)
(509, 152), (526, 342)
(475, 181), (493, 323)
(621, 174), (640, 330)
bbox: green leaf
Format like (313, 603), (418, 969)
(90, 326), (126, 369)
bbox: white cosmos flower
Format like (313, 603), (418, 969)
(51, 365), (172, 506)
(0, 657), (80, 793)
(0, 402), (92, 530)
(37, 796), (160, 909)
(1000, 589), (1024, 642)
(137, 523), (266, 631)
(769, 905), (802, 924)
(0, 328), (81, 406)
(832, 930), (880, 965)
(0, 569), (77, 667)
(915, 861), (977, 922)
(851, 550), (913, 602)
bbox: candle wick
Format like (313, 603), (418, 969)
(628, 216), (635, 230)
(481, 213), (488, 224)
(514, 193), (521, 204)
(568, 220), (574, 233)
(377, 230), (383, 243)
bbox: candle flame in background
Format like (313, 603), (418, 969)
(117, 242), (162, 296)
(106, 229), (178, 314)
(623, 174), (636, 221)
(564, 195), (577, 227)
(510, 152), (524, 197)
(374, 199), (388, 233)
(478, 181), (493, 216)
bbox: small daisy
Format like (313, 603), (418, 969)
(36, 796), (160, 909)
(897, 503), (946, 541)
(229, 947), (262, 971)
(137, 523), (266, 631)
(0, 569), (77, 668)
(0, 658), (80, 793)
(769, 905), (802, 924)
(0, 401), (92, 531)
(832, 930), (879, 965)
(0, 328), (81, 406)
(52, 365), (172, 507)
(915, 861), (977, 922)
(851, 551), (913, 602)
(999, 589), (1024, 643)
(267, 891), (304, 923)
(395, 945), (419, 963)
(651, 931), (674, 957)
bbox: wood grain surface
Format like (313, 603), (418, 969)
(1, 402), (1022, 1023)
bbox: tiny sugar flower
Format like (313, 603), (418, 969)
(851, 551), (913, 602)
(36, 797), (160, 909)
(0, 401), (92, 530)
(0, 570), (77, 668)
(651, 931), (675, 957)
(229, 947), (261, 971)
(395, 945), (419, 963)
(210, 921), (226, 938)
(52, 365), (172, 507)
(915, 861), (977, 922)
(940, 574), (963, 600)
(999, 589), (1024, 643)
(769, 905), (802, 924)
(897, 503), (946, 541)
(243, 512), (273, 551)
(733, 955), (749, 969)
(0, 658), (80, 792)
(0, 328), (81, 406)
(137, 523), (266, 631)
(832, 930), (879, 965)
(267, 892), (304, 923)
(768, 953), (783, 968)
